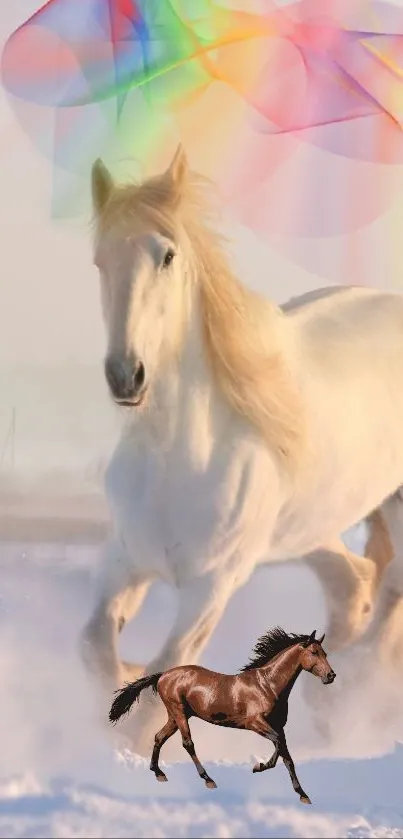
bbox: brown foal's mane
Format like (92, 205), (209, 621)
(240, 626), (311, 672)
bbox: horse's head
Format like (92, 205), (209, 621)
(91, 145), (191, 408)
(299, 631), (336, 685)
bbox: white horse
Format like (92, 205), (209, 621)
(81, 145), (403, 748)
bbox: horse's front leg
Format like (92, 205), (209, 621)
(146, 564), (249, 672)
(126, 563), (250, 753)
(80, 537), (151, 696)
(252, 742), (281, 773)
(249, 718), (310, 803)
(247, 716), (281, 773)
(278, 733), (311, 805)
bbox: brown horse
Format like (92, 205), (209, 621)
(109, 627), (335, 804)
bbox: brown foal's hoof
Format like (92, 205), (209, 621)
(300, 795), (312, 805)
(156, 772), (168, 783)
(252, 762), (264, 773)
(205, 779), (217, 789)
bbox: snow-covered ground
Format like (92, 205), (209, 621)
(1, 527), (403, 838)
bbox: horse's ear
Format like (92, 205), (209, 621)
(317, 633), (325, 645)
(302, 630), (316, 647)
(92, 158), (114, 214)
(166, 144), (188, 193)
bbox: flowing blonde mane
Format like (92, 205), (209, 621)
(94, 159), (305, 470)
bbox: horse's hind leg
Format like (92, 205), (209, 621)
(305, 517), (391, 652)
(348, 490), (403, 668)
(302, 521), (392, 737)
(173, 707), (217, 789)
(278, 733), (311, 805)
(150, 716), (178, 783)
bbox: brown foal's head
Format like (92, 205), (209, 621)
(299, 631), (336, 685)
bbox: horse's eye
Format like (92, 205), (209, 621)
(162, 248), (175, 269)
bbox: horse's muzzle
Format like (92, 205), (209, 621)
(322, 671), (336, 685)
(104, 354), (146, 406)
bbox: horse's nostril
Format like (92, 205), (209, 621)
(134, 361), (145, 392)
(105, 355), (141, 400)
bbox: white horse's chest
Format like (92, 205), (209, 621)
(105, 426), (277, 578)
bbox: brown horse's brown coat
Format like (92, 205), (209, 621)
(109, 627), (336, 803)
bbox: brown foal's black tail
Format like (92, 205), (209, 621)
(109, 672), (163, 724)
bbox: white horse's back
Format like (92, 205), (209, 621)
(280, 284), (349, 314)
(268, 286), (403, 555)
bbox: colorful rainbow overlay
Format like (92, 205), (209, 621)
(2, 0), (403, 284)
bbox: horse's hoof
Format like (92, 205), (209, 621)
(156, 772), (168, 783)
(205, 779), (217, 789)
(252, 763), (264, 773)
(300, 795), (312, 805)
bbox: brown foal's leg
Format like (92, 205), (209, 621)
(249, 717), (310, 803)
(278, 733), (311, 805)
(173, 707), (217, 789)
(252, 742), (281, 774)
(246, 714), (280, 774)
(150, 717), (178, 782)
